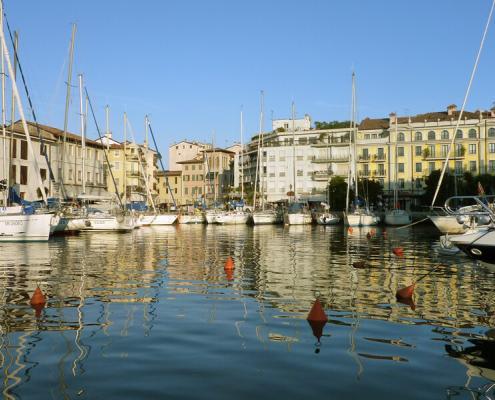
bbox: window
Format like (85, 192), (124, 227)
(20, 140), (28, 160)
(185, 165), (189, 170)
(12, 165), (16, 183)
(428, 131), (436, 140)
(415, 163), (422, 173)
(175, 177), (178, 184)
(398, 163), (404, 173)
(296, 156), (304, 161)
(279, 172), (285, 177)
(114, 161), (120, 170)
(441, 130), (449, 140)
(296, 170), (303, 176)
(378, 164), (385, 175)
(77, 170), (81, 181)
(269, 155), (275, 161)
(12, 139), (17, 158)
(397, 132), (405, 141)
(269, 172), (275, 177)
(490, 143), (495, 153)
(415, 146), (422, 156)
(96, 172), (100, 184)
(298, 137), (307, 145)
(87, 172), (91, 182)
(40, 143), (46, 156)
(184, 188), (188, 195)
(68, 169), (73, 181)
(468, 129), (477, 139)
(397, 147), (404, 157)
(362, 148), (369, 159)
(489, 160), (495, 172)
(489, 128), (495, 137)
(377, 148), (384, 159)
(429, 162), (435, 173)
(469, 144), (476, 154)
(20, 165), (28, 185)
(40, 168), (47, 181)
(456, 129), (463, 139)
(166, 188), (169, 194)
(192, 165), (196, 171)
(114, 150), (120, 157)
(455, 143), (463, 157)
(428, 145), (435, 158)
(415, 131), (422, 141)
(415, 178), (422, 188)
(470, 161), (477, 172)
(174, 188), (177, 194)
(398, 178), (405, 188)
(455, 161), (463, 174)
(441, 145), (449, 157)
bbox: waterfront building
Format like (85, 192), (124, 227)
(0, 121), (107, 203)
(156, 170), (182, 208)
(176, 156), (205, 205)
(168, 140), (211, 171)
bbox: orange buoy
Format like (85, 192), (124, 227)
(224, 256), (235, 270)
(307, 299), (328, 344)
(392, 247), (404, 257)
(366, 232), (372, 240)
(225, 269), (234, 281)
(348, 227), (353, 234)
(396, 283), (415, 300)
(396, 296), (416, 311)
(30, 286), (46, 317)
(30, 286), (46, 306)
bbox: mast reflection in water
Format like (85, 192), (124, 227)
(0, 224), (494, 399)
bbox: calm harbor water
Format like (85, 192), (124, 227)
(0, 224), (494, 399)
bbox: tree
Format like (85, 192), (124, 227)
(358, 179), (382, 205)
(327, 176), (350, 211)
(314, 120), (351, 130)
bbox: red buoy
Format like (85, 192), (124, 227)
(396, 296), (416, 311)
(366, 232), (372, 240)
(224, 256), (235, 270)
(30, 286), (46, 317)
(392, 247), (404, 257)
(348, 227), (353, 234)
(396, 283), (415, 300)
(307, 299), (328, 344)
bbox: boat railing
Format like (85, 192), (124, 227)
(444, 195), (495, 222)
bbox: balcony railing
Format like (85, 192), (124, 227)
(312, 155), (349, 163)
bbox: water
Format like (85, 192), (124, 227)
(0, 225), (494, 399)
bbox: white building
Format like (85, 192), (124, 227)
(272, 114), (311, 132)
(168, 140), (211, 171)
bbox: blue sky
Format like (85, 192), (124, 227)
(5, 0), (495, 166)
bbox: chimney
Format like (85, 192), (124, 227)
(447, 104), (457, 116)
(389, 112), (397, 124)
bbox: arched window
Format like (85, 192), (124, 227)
(397, 132), (405, 142)
(456, 129), (463, 139)
(428, 131), (436, 140)
(489, 128), (495, 137)
(468, 129), (477, 139)
(441, 130), (449, 140)
(415, 131), (422, 141)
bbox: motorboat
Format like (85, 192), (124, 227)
(215, 210), (250, 225)
(316, 212), (340, 225)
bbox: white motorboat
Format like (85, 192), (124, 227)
(252, 209), (282, 225)
(449, 227), (494, 264)
(215, 210), (250, 225)
(385, 209), (412, 226)
(316, 212), (340, 225)
(0, 212), (54, 241)
(139, 214), (177, 226)
(284, 203), (312, 225)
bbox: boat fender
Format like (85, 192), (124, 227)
(85, 220), (91, 227)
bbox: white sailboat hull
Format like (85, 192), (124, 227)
(345, 213), (380, 227)
(285, 213), (312, 225)
(252, 210), (281, 225)
(0, 213), (53, 241)
(51, 216), (86, 232)
(81, 214), (134, 232)
(178, 214), (205, 224)
(215, 212), (250, 225)
(384, 210), (411, 226)
(140, 214), (177, 226)
(429, 215), (467, 234)
(205, 210), (221, 224)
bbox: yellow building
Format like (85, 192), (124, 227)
(356, 104), (495, 209)
(156, 170), (182, 208)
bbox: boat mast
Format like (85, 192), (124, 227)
(0, 10), (46, 204)
(240, 106), (244, 202)
(78, 74), (86, 194)
(259, 90), (265, 210)
(60, 23), (76, 200)
(7, 31), (17, 196)
(351, 72), (358, 206)
(394, 116), (398, 209)
(291, 101), (296, 202)
(1, 11), (7, 207)
(123, 112), (127, 208)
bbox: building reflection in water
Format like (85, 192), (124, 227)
(0, 225), (494, 397)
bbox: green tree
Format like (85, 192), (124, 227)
(358, 179), (382, 205)
(314, 120), (351, 130)
(328, 176), (351, 211)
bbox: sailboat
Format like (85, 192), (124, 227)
(80, 79), (133, 232)
(252, 92), (282, 225)
(284, 102), (312, 225)
(385, 117), (411, 225)
(213, 113), (250, 225)
(0, 9), (54, 241)
(344, 73), (379, 227)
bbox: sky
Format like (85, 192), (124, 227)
(4, 0), (495, 167)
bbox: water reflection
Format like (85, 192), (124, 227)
(0, 225), (494, 399)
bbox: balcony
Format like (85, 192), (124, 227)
(312, 171), (332, 181)
(372, 170), (386, 177)
(312, 155), (349, 163)
(358, 155), (370, 162)
(373, 154), (386, 161)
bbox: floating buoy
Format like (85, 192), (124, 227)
(352, 261), (368, 269)
(396, 296), (416, 311)
(224, 256), (235, 270)
(396, 283), (415, 300)
(370, 229), (376, 236)
(224, 269), (234, 281)
(392, 247), (404, 257)
(366, 232), (372, 240)
(30, 286), (46, 317)
(307, 299), (328, 345)
(348, 227), (353, 234)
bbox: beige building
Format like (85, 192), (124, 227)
(168, 140), (211, 171)
(0, 121), (108, 203)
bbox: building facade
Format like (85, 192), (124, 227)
(168, 140), (211, 171)
(156, 170), (182, 208)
